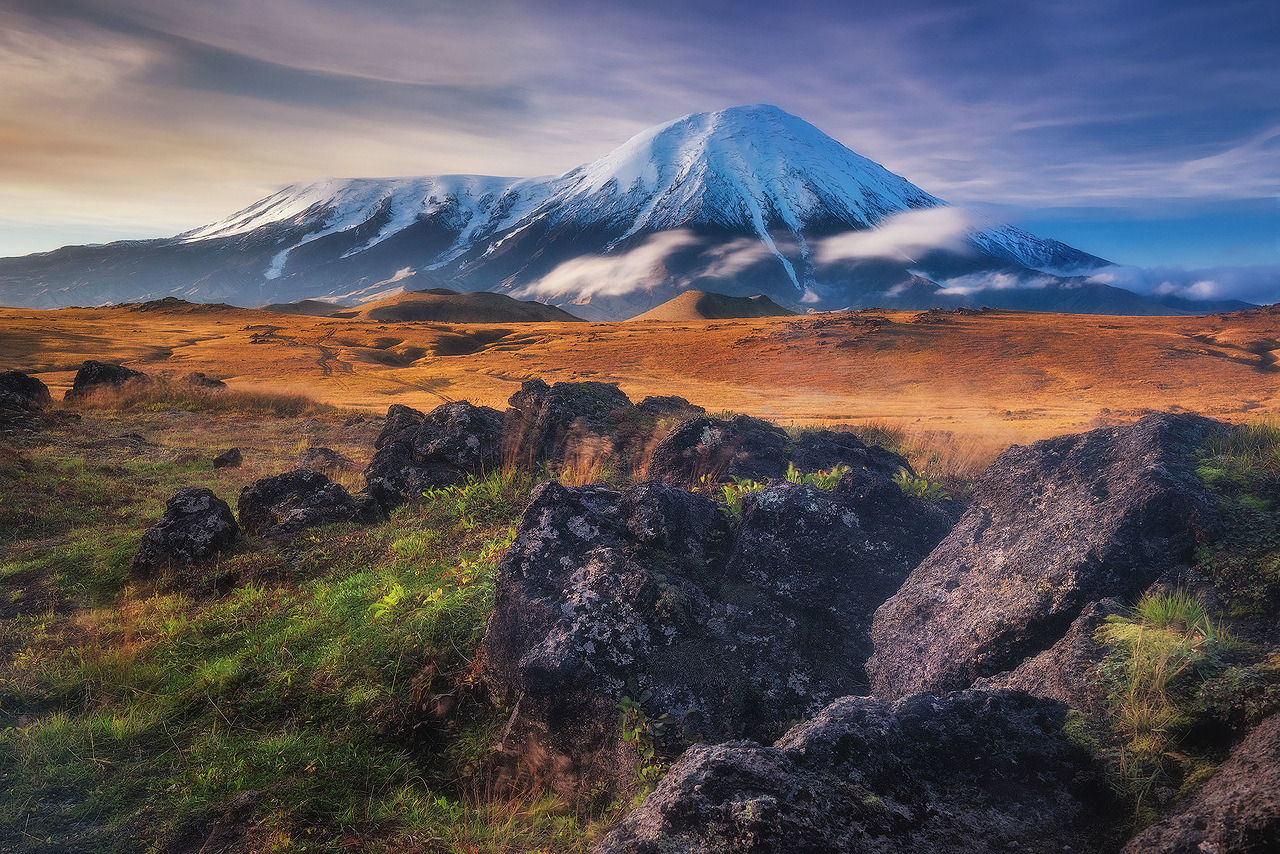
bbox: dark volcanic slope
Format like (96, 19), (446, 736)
(628, 291), (798, 321)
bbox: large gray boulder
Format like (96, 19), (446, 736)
(0, 371), (52, 410)
(131, 487), (240, 576)
(479, 472), (953, 794)
(1123, 711), (1280, 853)
(595, 690), (1119, 854)
(503, 378), (636, 468)
(868, 413), (1223, 699)
(364, 401), (504, 510)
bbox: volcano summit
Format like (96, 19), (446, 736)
(0, 106), (1248, 317)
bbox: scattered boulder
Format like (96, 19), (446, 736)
(504, 379), (635, 467)
(0, 371), (52, 410)
(238, 470), (361, 539)
(130, 487), (240, 576)
(212, 447), (243, 469)
(596, 690), (1119, 854)
(791, 429), (907, 479)
(646, 415), (790, 484)
(63, 360), (150, 401)
(365, 401), (504, 510)
(1122, 710), (1280, 853)
(868, 413), (1225, 700)
(634, 395), (705, 419)
(298, 446), (355, 473)
(647, 416), (912, 487)
(179, 371), (226, 389)
(480, 470), (953, 794)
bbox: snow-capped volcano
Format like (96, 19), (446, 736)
(0, 105), (1242, 316)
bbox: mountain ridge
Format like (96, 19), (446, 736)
(0, 105), (1248, 317)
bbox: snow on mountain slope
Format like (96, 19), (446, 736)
(170, 106), (1096, 288)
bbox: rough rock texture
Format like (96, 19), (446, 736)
(179, 371), (226, 389)
(647, 415), (791, 484)
(726, 481), (954, 683)
(973, 598), (1125, 712)
(130, 487), (240, 576)
(212, 447), (243, 469)
(63, 360), (150, 401)
(635, 395), (705, 419)
(791, 429), (908, 479)
(364, 401), (504, 509)
(298, 446), (355, 473)
(238, 470), (360, 539)
(504, 379), (635, 467)
(480, 473), (953, 793)
(648, 416), (913, 487)
(1122, 711), (1280, 853)
(869, 413), (1224, 700)
(0, 371), (52, 409)
(596, 690), (1119, 854)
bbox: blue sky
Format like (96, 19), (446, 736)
(2, 0), (1278, 299)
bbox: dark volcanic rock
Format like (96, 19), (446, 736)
(364, 401), (504, 510)
(973, 598), (1125, 712)
(480, 473), (952, 794)
(1122, 711), (1280, 853)
(0, 371), (52, 410)
(596, 690), (1118, 854)
(868, 413), (1224, 700)
(503, 379), (635, 467)
(131, 487), (240, 576)
(635, 395), (705, 419)
(726, 482), (954, 684)
(791, 429), (907, 479)
(238, 470), (360, 539)
(647, 415), (791, 485)
(212, 447), (243, 469)
(298, 446), (355, 473)
(647, 417), (913, 487)
(179, 371), (226, 389)
(63, 360), (150, 401)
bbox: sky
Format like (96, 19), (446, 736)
(2, 0), (1278, 299)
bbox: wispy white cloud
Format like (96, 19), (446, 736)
(515, 231), (701, 301)
(1088, 264), (1280, 305)
(814, 207), (979, 264)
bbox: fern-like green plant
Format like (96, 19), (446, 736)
(892, 468), (949, 500)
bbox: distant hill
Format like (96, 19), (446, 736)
(346, 289), (583, 323)
(629, 291), (798, 321)
(258, 299), (345, 317)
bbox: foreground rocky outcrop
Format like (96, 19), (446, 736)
(1122, 711), (1280, 853)
(504, 378), (638, 468)
(868, 413), (1224, 699)
(595, 690), (1119, 854)
(130, 487), (240, 576)
(365, 401), (504, 510)
(479, 468), (953, 793)
(238, 470), (361, 539)
(63, 360), (150, 401)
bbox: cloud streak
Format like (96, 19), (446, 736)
(814, 207), (979, 264)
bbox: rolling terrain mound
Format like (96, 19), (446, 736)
(2, 303), (1278, 446)
(258, 299), (345, 317)
(346, 289), (584, 323)
(628, 291), (797, 321)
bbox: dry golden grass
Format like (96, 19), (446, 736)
(3, 302), (1278, 450)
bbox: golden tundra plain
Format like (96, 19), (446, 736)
(3, 301), (1277, 451)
